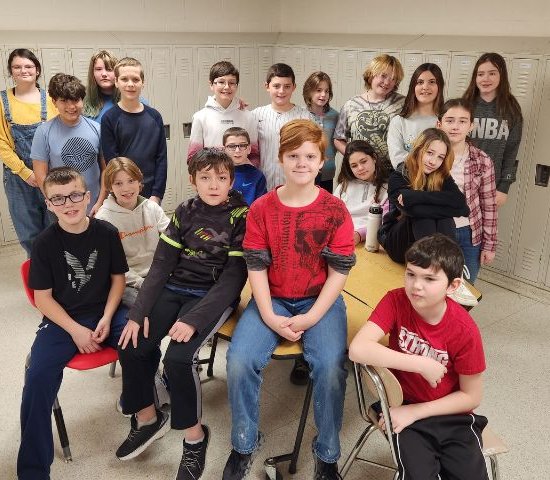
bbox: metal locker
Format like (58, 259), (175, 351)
(123, 47), (150, 101)
(238, 46), (258, 109)
(69, 48), (94, 81)
(305, 48), (322, 75)
(257, 45), (273, 103)
(196, 46), (217, 113)
(400, 51), (424, 94)
(218, 46), (239, 66)
(321, 49), (339, 107)
(40, 48), (69, 84)
(447, 54), (477, 98)
(338, 50), (360, 107)
(425, 52), (451, 97)
(357, 50), (379, 94)
(0, 48), (8, 91)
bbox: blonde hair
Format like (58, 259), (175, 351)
(114, 57), (144, 81)
(83, 50), (120, 118)
(363, 54), (404, 91)
(103, 157), (143, 192)
(278, 119), (327, 162)
(405, 128), (453, 192)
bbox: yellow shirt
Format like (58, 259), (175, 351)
(0, 89), (57, 180)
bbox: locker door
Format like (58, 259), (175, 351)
(150, 46), (178, 212)
(124, 47), (150, 102)
(273, 46), (291, 65)
(400, 51), (424, 94)
(425, 52), (451, 97)
(174, 46), (195, 201)
(290, 47), (306, 106)
(70, 48), (94, 80)
(0, 48), (8, 91)
(339, 50), (360, 107)
(447, 54), (477, 98)
(218, 46), (238, 66)
(196, 47), (216, 113)
(321, 49), (339, 106)
(40, 48), (69, 85)
(305, 48), (322, 74)
(357, 50), (379, 94)
(238, 46), (258, 108)
(257, 46), (273, 104)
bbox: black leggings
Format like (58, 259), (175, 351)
(383, 216), (456, 264)
(118, 288), (231, 429)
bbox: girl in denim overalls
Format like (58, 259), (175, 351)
(0, 48), (57, 256)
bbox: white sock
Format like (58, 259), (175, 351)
(137, 414), (157, 429)
(185, 435), (205, 445)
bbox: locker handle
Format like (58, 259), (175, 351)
(164, 124), (170, 140)
(535, 164), (550, 187)
(183, 123), (192, 138)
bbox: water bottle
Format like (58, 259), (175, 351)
(365, 203), (383, 252)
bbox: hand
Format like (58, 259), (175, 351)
(379, 405), (419, 434)
(169, 320), (196, 342)
(266, 314), (304, 342)
(25, 173), (38, 187)
(92, 316), (111, 343)
(149, 196), (161, 205)
(279, 313), (315, 333)
(238, 98), (249, 110)
(353, 231), (361, 245)
(118, 317), (149, 349)
(71, 323), (101, 354)
(416, 356), (447, 388)
(480, 250), (496, 265)
(495, 191), (508, 208)
(89, 201), (102, 217)
(397, 194), (404, 206)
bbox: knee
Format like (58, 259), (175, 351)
(309, 349), (346, 381)
(226, 342), (256, 379)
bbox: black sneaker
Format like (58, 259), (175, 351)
(175, 425), (210, 480)
(313, 454), (342, 480)
(116, 409), (170, 460)
(222, 433), (264, 480)
(290, 356), (310, 386)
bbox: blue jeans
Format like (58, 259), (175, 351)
(226, 295), (347, 463)
(456, 226), (481, 283)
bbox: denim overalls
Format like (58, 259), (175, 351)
(1, 88), (51, 256)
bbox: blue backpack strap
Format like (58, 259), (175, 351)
(1, 90), (13, 124)
(39, 89), (48, 122)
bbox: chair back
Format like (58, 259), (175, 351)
(20, 259), (36, 308)
(362, 365), (403, 408)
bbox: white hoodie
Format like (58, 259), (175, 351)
(96, 195), (170, 288)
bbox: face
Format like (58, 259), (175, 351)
(415, 71), (438, 105)
(310, 80), (330, 109)
(224, 135), (251, 166)
(348, 151), (375, 182)
(438, 107), (473, 144)
(115, 65), (144, 101)
(111, 170), (140, 209)
(280, 141), (323, 186)
(370, 69), (397, 98)
(475, 61), (500, 99)
(210, 74), (238, 105)
(266, 76), (296, 107)
(422, 140), (447, 175)
(53, 98), (83, 126)
(404, 263), (454, 312)
(46, 179), (90, 228)
(10, 56), (39, 85)
(191, 166), (233, 206)
(93, 58), (115, 93)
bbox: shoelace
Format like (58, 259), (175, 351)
(181, 446), (201, 470)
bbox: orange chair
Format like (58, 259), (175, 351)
(21, 259), (119, 462)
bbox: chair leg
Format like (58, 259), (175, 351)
(207, 334), (219, 377)
(489, 455), (500, 480)
(52, 397), (72, 462)
(109, 360), (116, 378)
(339, 423), (378, 477)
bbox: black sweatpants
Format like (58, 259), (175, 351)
(393, 413), (489, 480)
(383, 216), (456, 264)
(119, 288), (231, 429)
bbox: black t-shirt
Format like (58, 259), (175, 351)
(30, 218), (128, 318)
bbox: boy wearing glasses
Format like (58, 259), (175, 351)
(32, 73), (106, 216)
(223, 127), (266, 205)
(18, 167), (128, 480)
(187, 61), (259, 165)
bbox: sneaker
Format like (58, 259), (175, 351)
(155, 370), (171, 408)
(222, 433), (264, 480)
(313, 453), (342, 480)
(116, 409), (170, 460)
(175, 425), (210, 480)
(116, 396), (132, 418)
(448, 280), (478, 307)
(290, 357), (310, 386)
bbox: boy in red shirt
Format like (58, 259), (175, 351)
(223, 120), (356, 480)
(349, 233), (488, 480)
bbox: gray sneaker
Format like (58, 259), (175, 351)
(116, 409), (170, 460)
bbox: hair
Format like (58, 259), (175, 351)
(363, 54), (404, 91)
(302, 71), (334, 112)
(114, 57), (144, 81)
(43, 167), (87, 195)
(209, 61), (239, 84)
(48, 73), (86, 101)
(223, 127), (250, 145)
(7, 48), (42, 86)
(188, 148), (235, 182)
(266, 63), (295, 85)
(438, 98), (474, 123)
(400, 63), (445, 118)
(337, 140), (388, 201)
(83, 50), (120, 118)
(103, 157), (143, 192)
(405, 128), (453, 191)
(278, 119), (327, 162)
(462, 52), (522, 123)
(405, 233), (464, 284)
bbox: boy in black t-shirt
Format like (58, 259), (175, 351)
(115, 148), (248, 480)
(17, 167), (129, 480)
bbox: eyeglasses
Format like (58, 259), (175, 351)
(212, 80), (238, 88)
(48, 191), (86, 206)
(225, 143), (249, 151)
(11, 65), (36, 71)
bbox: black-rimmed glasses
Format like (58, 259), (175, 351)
(48, 191), (86, 206)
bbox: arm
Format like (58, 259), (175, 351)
(401, 177), (469, 217)
(254, 174), (267, 201)
(33, 160), (49, 196)
(100, 114), (118, 162)
(92, 273), (125, 343)
(387, 116), (408, 169)
(478, 153), (498, 258)
(497, 116), (523, 195)
(187, 115), (204, 162)
(90, 157), (108, 216)
(333, 105), (349, 155)
(0, 110), (35, 183)
(151, 113), (167, 199)
(334, 138), (347, 155)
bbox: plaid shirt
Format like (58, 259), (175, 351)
(464, 144), (498, 252)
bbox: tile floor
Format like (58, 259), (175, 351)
(0, 243), (548, 479)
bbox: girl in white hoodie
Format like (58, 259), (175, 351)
(96, 157), (170, 306)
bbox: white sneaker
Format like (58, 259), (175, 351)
(448, 280), (478, 307)
(154, 370), (171, 408)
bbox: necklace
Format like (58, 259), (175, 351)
(364, 90), (386, 112)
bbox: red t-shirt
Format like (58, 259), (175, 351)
(369, 288), (486, 404)
(244, 187), (354, 298)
